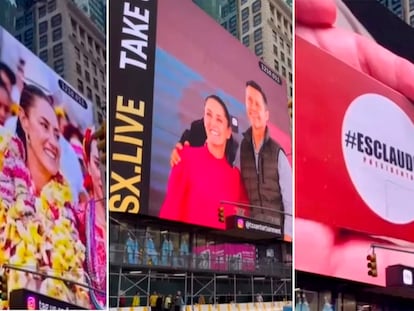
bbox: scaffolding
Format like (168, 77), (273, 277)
(109, 257), (292, 308)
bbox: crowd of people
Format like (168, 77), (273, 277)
(0, 57), (105, 308)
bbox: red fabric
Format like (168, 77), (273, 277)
(160, 145), (249, 229)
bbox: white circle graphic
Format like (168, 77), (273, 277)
(342, 94), (414, 224)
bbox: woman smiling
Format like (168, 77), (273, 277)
(160, 95), (249, 229)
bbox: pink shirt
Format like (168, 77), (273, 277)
(160, 145), (249, 229)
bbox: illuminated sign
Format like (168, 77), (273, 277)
(0, 26), (106, 308)
(295, 36), (414, 286)
(10, 289), (86, 310)
(109, 0), (292, 237)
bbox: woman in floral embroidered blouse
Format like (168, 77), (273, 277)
(81, 128), (106, 309)
(0, 84), (90, 308)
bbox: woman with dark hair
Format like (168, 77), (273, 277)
(0, 84), (90, 308)
(159, 95), (249, 229)
(80, 128), (106, 309)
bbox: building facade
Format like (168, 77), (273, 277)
(194, 0), (292, 98)
(378, 0), (414, 26)
(2, 0), (106, 125)
(73, 0), (106, 34)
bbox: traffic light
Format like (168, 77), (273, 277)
(93, 121), (106, 164)
(0, 273), (8, 301)
(367, 253), (378, 277)
(218, 206), (225, 223)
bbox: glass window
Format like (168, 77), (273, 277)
(77, 79), (84, 93)
(79, 27), (85, 40)
(71, 18), (77, 31)
(254, 28), (262, 42)
(48, 0), (57, 13)
(287, 57), (292, 68)
(85, 71), (90, 82)
(76, 62), (82, 75)
(255, 42), (263, 56)
(229, 0), (236, 12)
(52, 28), (62, 41)
(25, 12), (33, 25)
(95, 95), (101, 108)
(277, 10), (282, 22)
(221, 5), (229, 18)
(242, 35), (250, 46)
(273, 45), (278, 56)
(15, 34), (22, 42)
(16, 17), (24, 30)
(39, 21), (48, 34)
(289, 72), (292, 83)
(283, 18), (289, 29)
(39, 35), (48, 49)
(252, 0), (261, 13)
(86, 87), (92, 100)
(92, 63), (97, 75)
(24, 28), (33, 42)
(93, 78), (99, 89)
(281, 52), (285, 62)
(282, 66), (286, 77)
(229, 15), (237, 28)
(100, 69), (104, 81)
(75, 47), (80, 60)
(39, 50), (48, 63)
(274, 59), (279, 72)
(241, 7), (249, 21)
(84, 55), (89, 68)
(253, 13), (261, 27)
(279, 36), (284, 48)
(241, 0), (248, 4)
(221, 21), (227, 28)
(53, 43), (63, 58)
(242, 20), (249, 34)
(51, 14), (62, 28)
(54, 58), (64, 73)
(38, 5), (46, 18)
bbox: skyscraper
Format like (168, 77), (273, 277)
(194, 0), (239, 38)
(378, 0), (414, 26)
(74, 0), (106, 33)
(194, 0), (292, 98)
(4, 0), (106, 124)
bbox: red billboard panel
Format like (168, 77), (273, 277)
(109, 0), (292, 238)
(0, 28), (106, 309)
(295, 36), (414, 286)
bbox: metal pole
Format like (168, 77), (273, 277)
(371, 244), (414, 255)
(116, 266), (122, 308)
(213, 273), (216, 305)
(233, 274), (236, 303)
(251, 275), (254, 303)
(270, 277), (274, 302)
(184, 272), (188, 306)
(147, 270), (151, 307)
(3, 264), (105, 293)
(220, 200), (292, 217)
(191, 272), (194, 306)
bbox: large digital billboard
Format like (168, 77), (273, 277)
(295, 36), (414, 286)
(0, 27), (106, 309)
(109, 0), (292, 238)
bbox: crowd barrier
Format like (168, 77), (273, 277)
(111, 301), (292, 311)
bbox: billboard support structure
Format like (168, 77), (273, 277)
(3, 264), (105, 294)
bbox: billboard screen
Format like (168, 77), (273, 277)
(0, 28), (106, 309)
(193, 243), (256, 272)
(295, 36), (414, 286)
(109, 0), (292, 237)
